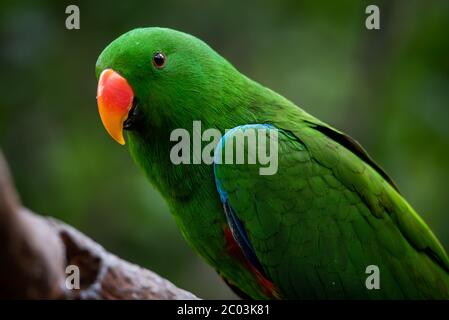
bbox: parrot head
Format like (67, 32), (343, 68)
(95, 27), (247, 145)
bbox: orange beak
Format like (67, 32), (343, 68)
(96, 69), (134, 145)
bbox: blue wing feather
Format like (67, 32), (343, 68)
(214, 124), (274, 279)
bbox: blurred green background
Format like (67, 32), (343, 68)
(1, 0), (448, 299)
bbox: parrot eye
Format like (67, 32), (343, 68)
(153, 52), (166, 68)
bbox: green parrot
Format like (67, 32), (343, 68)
(95, 27), (449, 299)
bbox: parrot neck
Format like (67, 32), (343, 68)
(126, 73), (302, 205)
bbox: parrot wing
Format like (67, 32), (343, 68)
(213, 123), (449, 299)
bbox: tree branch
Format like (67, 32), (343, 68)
(0, 149), (199, 300)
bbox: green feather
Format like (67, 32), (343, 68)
(215, 125), (449, 298)
(96, 27), (449, 299)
